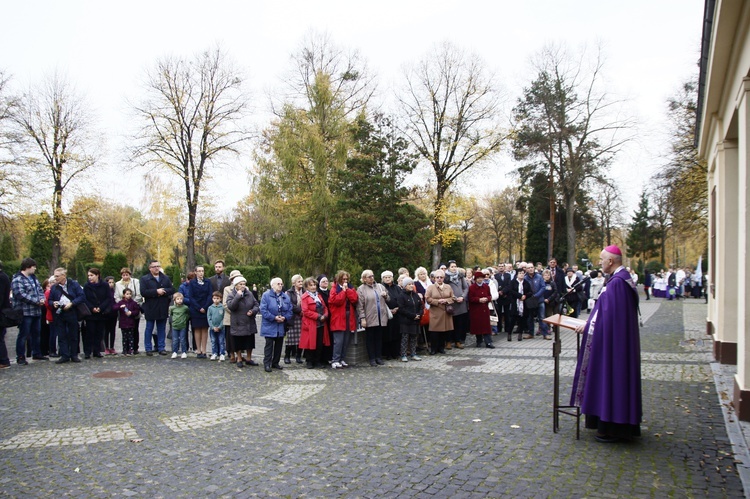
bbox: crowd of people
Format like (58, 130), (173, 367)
(0, 255), (693, 371)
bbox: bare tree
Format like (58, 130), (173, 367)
(0, 70), (20, 220)
(277, 31), (375, 119)
(133, 46), (249, 271)
(513, 43), (634, 264)
(590, 179), (624, 247)
(11, 72), (98, 269)
(398, 41), (505, 269)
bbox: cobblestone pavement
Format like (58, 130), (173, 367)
(0, 297), (745, 497)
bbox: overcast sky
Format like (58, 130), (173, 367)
(2, 0), (704, 216)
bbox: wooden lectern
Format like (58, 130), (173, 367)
(543, 313), (586, 439)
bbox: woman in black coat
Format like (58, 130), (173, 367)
(507, 268), (533, 342)
(83, 268), (113, 359)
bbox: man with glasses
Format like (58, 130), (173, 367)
(140, 261), (175, 356)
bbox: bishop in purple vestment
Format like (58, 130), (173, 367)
(570, 245), (642, 442)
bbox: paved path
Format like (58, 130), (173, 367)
(0, 297), (745, 497)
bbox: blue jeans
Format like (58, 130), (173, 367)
(172, 328), (187, 354)
(16, 315), (41, 359)
(537, 303), (548, 336)
(332, 331), (351, 363)
(210, 327), (225, 356)
(144, 319), (167, 352)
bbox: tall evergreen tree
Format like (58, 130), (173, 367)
(28, 212), (55, 273)
(332, 114), (431, 275)
(626, 190), (657, 261)
(524, 173), (552, 264)
(0, 233), (16, 262)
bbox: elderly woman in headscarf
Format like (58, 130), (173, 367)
(300, 277), (329, 369)
(357, 269), (390, 367)
(424, 269), (455, 355)
(468, 271), (494, 348)
(225, 275), (260, 368)
(316, 274), (333, 364)
(284, 274), (304, 364)
(397, 277), (423, 361)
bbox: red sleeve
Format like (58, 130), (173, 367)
(301, 295), (320, 321)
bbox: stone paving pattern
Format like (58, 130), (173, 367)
(0, 297), (744, 497)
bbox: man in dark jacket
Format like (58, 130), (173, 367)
(0, 261), (11, 368)
(495, 263), (514, 335)
(548, 258), (567, 295)
(139, 261), (175, 356)
(49, 267), (85, 364)
(209, 260), (231, 294)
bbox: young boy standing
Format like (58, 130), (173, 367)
(169, 292), (190, 359)
(207, 291), (226, 361)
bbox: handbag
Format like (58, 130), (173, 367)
(1, 307), (22, 328)
(525, 296), (539, 309)
(76, 302), (92, 318)
(420, 308), (430, 326)
(436, 286), (455, 315)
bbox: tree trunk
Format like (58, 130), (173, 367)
(431, 243), (443, 272)
(431, 181), (448, 270)
(186, 204), (196, 272)
(565, 193), (576, 265)
(51, 184), (63, 270)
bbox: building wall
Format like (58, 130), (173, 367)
(698, 0), (750, 420)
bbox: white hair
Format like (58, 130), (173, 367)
(270, 277), (283, 287)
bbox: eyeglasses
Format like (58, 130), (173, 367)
(435, 276), (444, 279)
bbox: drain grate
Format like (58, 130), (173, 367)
(92, 371), (134, 379)
(446, 359), (484, 367)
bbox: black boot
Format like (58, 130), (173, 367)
(295, 347), (303, 364)
(284, 346), (291, 364)
(517, 332), (523, 341)
(507, 332), (512, 342)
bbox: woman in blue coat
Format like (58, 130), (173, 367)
(260, 277), (293, 372)
(187, 266), (213, 359)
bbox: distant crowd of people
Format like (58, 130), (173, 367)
(0, 255), (701, 370)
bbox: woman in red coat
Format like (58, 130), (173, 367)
(299, 277), (330, 369)
(328, 270), (359, 369)
(468, 271), (494, 348)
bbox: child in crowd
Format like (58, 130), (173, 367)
(116, 288), (141, 355)
(207, 291), (226, 361)
(169, 292), (190, 359)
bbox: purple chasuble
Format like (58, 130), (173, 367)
(570, 267), (642, 427)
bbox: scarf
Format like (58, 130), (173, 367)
(516, 279), (524, 316)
